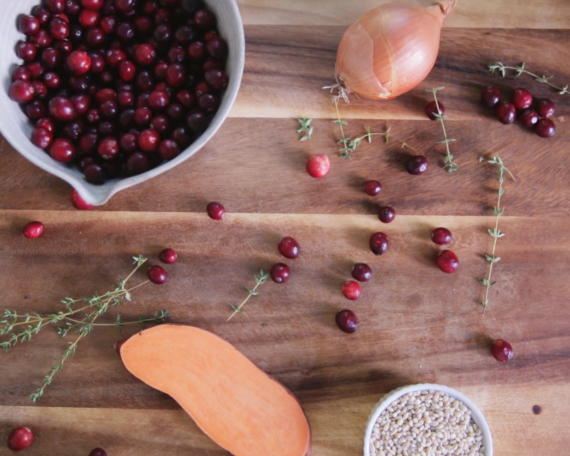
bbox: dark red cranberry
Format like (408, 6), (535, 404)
(166, 103), (183, 120)
(65, 0), (81, 14)
(164, 63), (187, 87)
(45, 0), (65, 12)
(134, 107), (152, 125)
(49, 96), (77, 121)
(138, 129), (160, 152)
(270, 263), (290, 284)
(173, 25), (194, 45)
(79, 133), (99, 154)
(133, 44), (156, 66)
(37, 117), (55, 132)
(512, 88), (533, 110)
(31, 127), (53, 149)
(71, 188), (94, 210)
(198, 93), (219, 112)
(168, 46), (186, 64)
(370, 232), (389, 256)
(407, 155), (429, 175)
(105, 49), (125, 68)
(364, 180), (382, 196)
(100, 100), (118, 118)
(98, 121), (117, 136)
(84, 164), (106, 184)
(7, 426), (34, 451)
(98, 136), (119, 160)
(150, 115), (170, 134)
(342, 281), (361, 300)
(86, 27), (106, 47)
(27, 61), (45, 79)
(26, 101), (47, 119)
(155, 82), (172, 95)
(335, 309), (358, 334)
(89, 53), (106, 73)
(118, 90), (135, 107)
(62, 119), (85, 140)
(204, 68), (228, 90)
(481, 87), (501, 108)
(378, 206), (395, 224)
(134, 15), (153, 35)
(154, 61), (169, 79)
(206, 202), (225, 220)
(31, 29), (53, 48)
(203, 59), (223, 71)
(119, 108), (134, 128)
(431, 227), (453, 245)
(535, 98), (555, 118)
(490, 339), (514, 362)
(206, 36), (228, 60)
(50, 138), (76, 162)
(154, 7), (169, 24)
(187, 41), (206, 61)
(278, 237), (300, 259)
(72, 94), (91, 115)
(136, 71), (154, 92)
(86, 109), (100, 123)
(194, 9), (215, 30)
(80, 156), (98, 171)
(181, 0), (201, 12)
(119, 132), (138, 152)
(176, 90), (195, 108)
(126, 152), (152, 175)
(535, 118), (555, 138)
(54, 39), (73, 55)
(41, 47), (61, 68)
(154, 23), (172, 43)
(187, 110), (209, 133)
(42, 71), (60, 89)
(99, 70), (114, 85)
(9, 81), (35, 103)
(148, 265), (167, 284)
(94, 88), (116, 104)
(496, 102), (516, 124)
(116, 61), (135, 82)
(115, 0), (135, 12)
(69, 74), (90, 92)
(117, 22), (135, 41)
(66, 50), (91, 75)
(32, 6), (52, 24)
(82, 0), (104, 9)
(158, 139), (180, 160)
(159, 248), (177, 264)
(519, 109), (539, 128)
(99, 16), (116, 35)
(148, 90), (170, 110)
(68, 24), (84, 43)
(12, 65), (32, 82)
(103, 0), (117, 14)
(15, 41), (38, 62)
(351, 263), (372, 282)
(49, 17), (69, 40)
(435, 250), (459, 273)
(79, 9), (100, 27)
(171, 127), (191, 147)
(18, 15), (41, 37)
(425, 101), (444, 120)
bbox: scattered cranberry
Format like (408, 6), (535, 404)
(70, 189), (94, 210)
(270, 263), (290, 284)
(342, 281), (361, 300)
(490, 339), (514, 363)
(496, 102), (516, 125)
(206, 202), (225, 220)
(511, 88), (533, 110)
(535, 118), (556, 138)
(335, 309), (358, 334)
(535, 98), (555, 118)
(88, 449), (107, 456)
(519, 109), (539, 128)
(351, 263), (372, 282)
(435, 250), (459, 273)
(278, 237), (300, 259)
(481, 87), (501, 108)
(431, 227), (453, 245)
(7, 426), (34, 452)
(407, 155), (428, 175)
(364, 180), (382, 196)
(50, 138), (76, 162)
(425, 101), (444, 120)
(369, 232), (389, 256)
(148, 265), (167, 284)
(378, 206), (395, 224)
(23, 221), (45, 239)
(306, 154), (330, 178)
(9, 81), (35, 103)
(159, 248), (177, 264)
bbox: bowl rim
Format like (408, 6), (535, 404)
(363, 383), (493, 456)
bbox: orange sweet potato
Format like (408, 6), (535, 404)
(119, 324), (311, 456)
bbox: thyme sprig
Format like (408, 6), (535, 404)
(426, 87), (458, 172)
(227, 269), (270, 321)
(488, 62), (569, 96)
(297, 118), (313, 141)
(479, 156), (515, 314)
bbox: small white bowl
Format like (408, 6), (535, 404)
(0, 0), (245, 206)
(364, 384), (493, 456)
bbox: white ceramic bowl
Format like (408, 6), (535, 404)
(364, 384), (493, 456)
(0, 0), (245, 206)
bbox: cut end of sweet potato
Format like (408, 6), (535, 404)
(120, 324), (311, 456)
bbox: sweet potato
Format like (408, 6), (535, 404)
(119, 324), (311, 456)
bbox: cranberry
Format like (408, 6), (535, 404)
(127, 152), (152, 175)
(166, 103), (182, 120)
(32, 6), (51, 24)
(41, 47), (62, 68)
(79, 133), (99, 154)
(28, 61), (46, 79)
(175, 25), (195, 44)
(55, 39), (73, 55)
(85, 164), (106, 184)
(49, 96), (77, 121)
(50, 138), (76, 162)
(518, 109), (538, 128)
(86, 109), (100, 123)
(98, 137), (119, 160)
(32, 81), (48, 100)
(481, 87), (501, 108)
(95, 88), (116, 104)
(378, 206), (395, 224)
(194, 9), (216, 30)
(268, 263), (290, 284)
(198, 93), (219, 112)
(159, 248), (177, 264)
(26, 101), (47, 119)
(31, 30), (53, 48)
(148, 265), (167, 284)
(154, 8), (170, 24)
(204, 68), (228, 90)
(9, 81), (35, 103)
(98, 121), (117, 136)
(165, 63), (187, 87)
(15, 41), (38, 62)
(71, 94), (91, 115)
(187, 41), (206, 61)
(12, 65), (32, 82)
(148, 90), (170, 110)
(154, 23), (172, 43)
(71, 188), (94, 210)
(369, 232), (389, 256)
(18, 15), (41, 36)
(186, 110), (209, 133)
(535, 118), (555, 138)
(158, 139), (180, 160)
(425, 101), (444, 120)
(37, 117), (55, 132)
(135, 16), (153, 35)
(133, 43), (156, 65)
(100, 16), (117, 34)
(171, 127), (191, 147)
(62, 119), (85, 140)
(86, 27), (106, 47)
(431, 227), (453, 245)
(90, 53), (106, 73)
(168, 46), (186, 64)
(335, 309), (358, 334)
(351, 263), (372, 282)
(43, 71), (61, 89)
(31, 127), (53, 149)
(206, 202), (225, 220)
(46, 0), (66, 12)
(535, 98), (555, 118)
(50, 17), (70, 40)
(117, 22), (135, 41)
(82, 0), (104, 9)
(134, 107), (152, 125)
(139, 129), (160, 152)
(176, 90), (195, 108)
(512, 88), (533, 110)
(106, 49), (126, 68)
(407, 155), (429, 175)
(151, 115), (170, 134)
(79, 9), (100, 27)
(306, 154), (330, 178)
(115, 0), (135, 12)
(119, 132), (138, 152)
(206, 36), (228, 59)
(342, 281), (361, 300)
(7, 426), (34, 451)
(154, 61), (169, 79)
(195, 82), (209, 99)
(435, 250), (459, 273)
(65, 0), (81, 15)
(490, 339), (514, 362)
(100, 100), (118, 118)
(136, 71), (154, 92)
(278, 237), (300, 259)
(203, 59), (223, 71)
(66, 50), (92, 75)
(495, 102), (516, 124)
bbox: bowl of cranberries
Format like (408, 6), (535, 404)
(1, 0), (245, 206)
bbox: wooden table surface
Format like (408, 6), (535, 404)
(1, 1), (570, 455)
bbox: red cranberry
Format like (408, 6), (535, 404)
(41, 47), (62, 68)
(278, 237), (300, 259)
(100, 100), (118, 118)
(98, 137), (119, 160)
(98, 121), (117, 136)
(335, 309), (358, 334)
(50, 17), (70, 40)
(134, 107), (152, 125)
(16, 41), (38, 62)
(203, 58), (223, 71)
(79, 133), (98, 154)
(351, 263), (372, 282)
(31, 127), (53, 149)
(135, 16), (153, 35)
(89, 53), (106, 73)
(84, 164), (106, 184)
(194, 9), (216, 30)
(206, 202), (225, 220)
(407, 155), (429, 175)
(342, 281), (361, 300)
(148, 90), (170, 110)
(67, 50), (91, 74)
(536, 98), (555, 118)
(37, 117), (55, 132)
(43, 71), (61, 89)
(159, 248), (177, 264)
(106, 49), (126, 67)
(378, 206), (395, 224)
(65, 0), (81, 15)
(32, 6), (51, 24)
(176, 90), (195, 108)
(512, 88), (533, 110)
(186, 110), (209, 133)
(127, 152), (152, 175)
(139, 129), (160, 151)
(18, 15), (41, 36)
(168, 46), (186, 64)
(148, 265), (167, 284)
(490, 339), (514, 362)
(435, 250), (459, 273)
(496, 102), (516, 125)
(79, 9), (100, 27)
(171, 127), (191, 147)
(95, 88), (116, 104)
(117, 22), (135, 41)
(116, 61), (135, 82)
(481, 87), (501, 108)
(115, 0), (134, 12)
(187, 41), (206, 61)
(100, 15), (117, 34)
(118, 90), (135, 107)
(32, 81), (48, 100)
(431, 227), (452, 245)
(535, 118), (555, 138)
(134, 44), (156, 65)
(7, 426), (34, 451)
(12, 65), (32, 82)
(364, 181), (382, 197)
(204, 68), (228, 90)
(154, 23), (172, 43)
(46, 0), (66, 12)
(28, 61), (46, 78)
(195, 82), (209, 99)
(165, 63), (187, 87)
(151, 115), (170, 134)
(158, 139), (180, 160)
(370, 232), (389, 256)
(166, 103), (182, 120)
(62, 119), (85, 140)
(154, 8), (169, 24)
(71, 94), (91, 115)
(71, 189), (94, 210)
(49, 96), (77, 121)
(198, 93), (219, 112)
(519, 109), (539, 128)
(425, 101), (444, 120)
(175, 24), (195, 44)
(119, 132), (138, 152)
(86, 27), (105, 47)
(86, 109), (100, 123)
(26, 101), (47, 119)
(31, 30), (53, 48)
(206, 36), (228, 59)
(154, 61), (169, 79)
(54, 39), (73, 55)
(136, 71), (154, 92)
(82, 0), (104, 9)
(50, 138), (76, 162)
(306, 154), (330, 178)
(270, 263), (290, 284)
(9, 81), (35, 103)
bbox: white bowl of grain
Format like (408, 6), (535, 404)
(364, 384), (493, 456)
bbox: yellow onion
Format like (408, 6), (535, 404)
(335, 0), (456, 100)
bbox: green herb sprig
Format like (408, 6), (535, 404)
(297, 118), (313, 141)
(227, 269), (270, 321)
(488, 62), (569, 96)
(426, 87), (458, 172)
(479, 156), (515, 313)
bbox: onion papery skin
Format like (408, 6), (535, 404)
(336, 2), (453, 100)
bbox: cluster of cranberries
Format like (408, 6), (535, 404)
(9, 0), (229, 186)
(335, 263), (374, 334)
(481, 87), (556, 138)
(271, 237), (300, 283)
(431, 227), (459, 273)
(147, 247), (177, 284)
